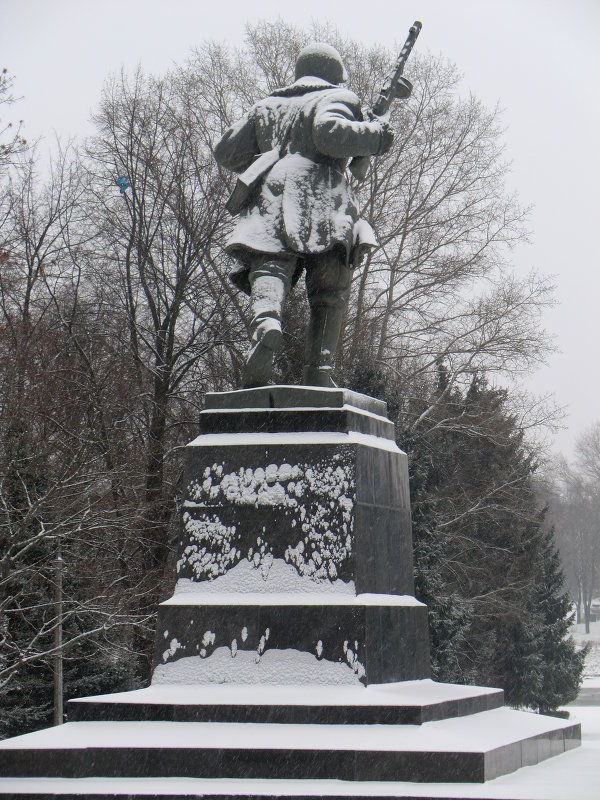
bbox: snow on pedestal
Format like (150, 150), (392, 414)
(153, 647), (364, 685)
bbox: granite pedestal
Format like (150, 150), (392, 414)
(155, 386), (429, 687)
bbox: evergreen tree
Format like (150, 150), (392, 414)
(501, 530), (587, 712)
(351, 363), (585, 710)
(530, 530), (587, 711)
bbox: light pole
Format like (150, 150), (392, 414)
(53, 545), (63, 725)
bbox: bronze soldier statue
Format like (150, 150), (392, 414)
(214, 43), (400, 388)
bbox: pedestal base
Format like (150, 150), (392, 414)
(0, 693), (580, 785)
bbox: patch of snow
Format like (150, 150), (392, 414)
(177, 513), (238, 581)
(343, 639), (365, 679)
(161, 592), (425, 607)
(175, 556), (355, 596)
(572, 620), (600, 678)
(161, 638), (181, 663)
(68, 679), (504, 708)
(0, 707), (577, 752)
(179, 455), (357, 583)
(152, 647), (361, 686)
(188, 430), (401, 453)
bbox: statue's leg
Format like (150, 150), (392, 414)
(243, 255), (296, 389)
(303, 250), (352, 387)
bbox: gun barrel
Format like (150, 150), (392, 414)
(401, 20), (422, 64)
(370, 21), (422, 117)
(349, 20), (422, 180)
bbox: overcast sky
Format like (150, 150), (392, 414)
(1, 0), (599, 459)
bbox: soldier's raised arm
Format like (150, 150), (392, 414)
(312, 93), (393, 160)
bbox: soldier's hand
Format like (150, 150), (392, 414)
(376, 117), (395, 155)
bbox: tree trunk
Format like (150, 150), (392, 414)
(584, 599), (591, 635)
(145, 416), (168, 560)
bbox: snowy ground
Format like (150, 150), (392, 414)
(572, 619), (600, 678)
(0, 683), (598, 799)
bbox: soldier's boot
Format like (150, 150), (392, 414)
(243, 318), (283, 389)
(243, 266), (291, 389)
(303, 252), (352, 387)
(303, 304), (343, 387)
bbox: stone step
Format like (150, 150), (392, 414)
(0, 709), (580, 784)
(67, 680), (504, 725)
(198, 387), (394, 439)
(3, 760), (589, 800)
(204, 386), (389, 416)
(198, 407), (396, 439)
(0, 773), (584, 800)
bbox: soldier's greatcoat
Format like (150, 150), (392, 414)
(214, 76), (382, 293)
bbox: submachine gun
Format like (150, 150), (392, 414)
(350, 20), (422, 180)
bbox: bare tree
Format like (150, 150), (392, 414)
(0, 146), (158, 738)
(0, 69), (27, 169)
(83, 67), (248, 620)
(344, 56), (552, 403)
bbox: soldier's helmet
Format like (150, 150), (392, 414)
(295, 43), (348, 85)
